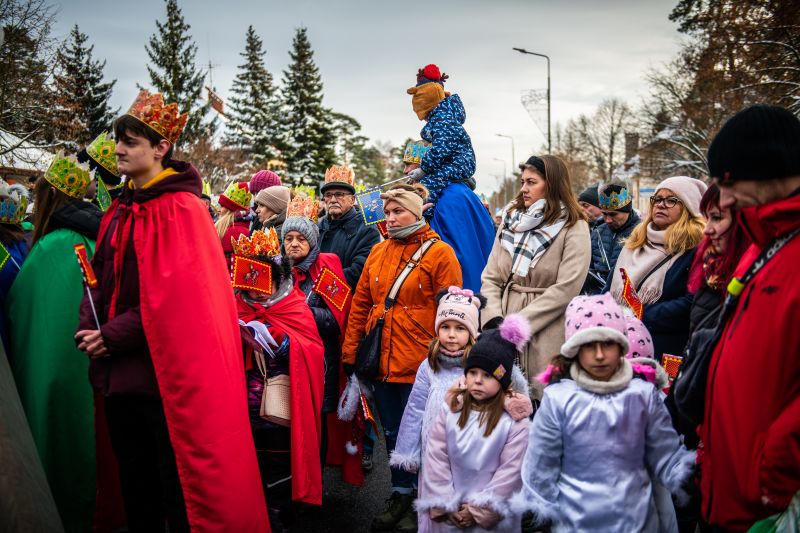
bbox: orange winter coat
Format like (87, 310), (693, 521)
(342, 225), (462, 383)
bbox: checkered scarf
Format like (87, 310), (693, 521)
(500, 200), (567, 277)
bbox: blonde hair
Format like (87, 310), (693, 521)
(625, 204), (705, 254)
(215, 208), (235, 240)
(426, 337), (475, 373)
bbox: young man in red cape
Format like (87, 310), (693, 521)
(231, 228), (325, 531)
(75, 89), (269, 532)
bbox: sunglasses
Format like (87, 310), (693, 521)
(649, 195), (682, 208)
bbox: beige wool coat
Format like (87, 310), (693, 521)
(480, 220), (591, 398)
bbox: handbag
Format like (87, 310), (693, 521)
(254, 350), (291, 427)
(355, 238), (438, 379)
(672, 227), (800, 426)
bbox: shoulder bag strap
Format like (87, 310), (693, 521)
(635, 254), (675, 292)
(383, 238), (438, 311)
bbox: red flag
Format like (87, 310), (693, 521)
(74, 244), (98, 287)
(231, 256), (273, 295)
(620, 267), (643, 319)
(662, 354), (683, 381)
(377, 220), (388, 238)
(312, 266), (351, 311)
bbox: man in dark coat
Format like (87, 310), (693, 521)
(584, 180), (640, 294)
(318, 166), (381, 290)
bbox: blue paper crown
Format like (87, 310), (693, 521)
(403, 140), (431, 165)
(599, 186), (631, 210)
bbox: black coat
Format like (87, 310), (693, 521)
(641, 249), (697, 359)
(688, 285), (723, 335)
(591, 212), (640, 281)
(318, 206), (381, 290)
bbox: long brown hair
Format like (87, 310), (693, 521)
(32, 177), (71, 245)
(426, 337), (475, 373)
(449, 386), (510, 437)
(511, 155), (586, 227)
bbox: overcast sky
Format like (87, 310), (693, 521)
(51, 0), (683, 195)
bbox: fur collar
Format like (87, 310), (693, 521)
(570, 357), (633, 394)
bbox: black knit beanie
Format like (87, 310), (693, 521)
(465, 314), (531, 390)
(578, 185), (600, 208)
(708, 104), (800, 183)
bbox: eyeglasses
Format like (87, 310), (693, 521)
(649, 195), (682, 208)
(323, 191), (353, 200)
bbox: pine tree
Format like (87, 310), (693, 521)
(144, 0), (211, 145)
(52, 25), (117, 151)
(277, 27), (336, 185)
(225, 26), (278, 168)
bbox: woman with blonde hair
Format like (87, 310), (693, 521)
(608, 175), (707, 359)
(481, 155), (590, 398)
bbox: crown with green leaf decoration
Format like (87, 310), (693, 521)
(220, 181), (252, 211)
(45, 151), (93, 199)
(86, 131), (120, 178)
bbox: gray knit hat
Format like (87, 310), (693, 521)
(281, 217), (319, 248)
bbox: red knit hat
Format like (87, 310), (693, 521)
(249, 170), (282, 194)
(416, 64), (449, 86)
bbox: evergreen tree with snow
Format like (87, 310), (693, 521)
(52, 25), (117, 151)
(277, 27), (335, 185)
(144, 0), (211, 145)
(225, 25), (278, 168)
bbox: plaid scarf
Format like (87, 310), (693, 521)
(500, 200), (567, 276)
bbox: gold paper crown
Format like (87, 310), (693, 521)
(86, 131), (120, 177)
(45, 151), (93, 199)
(286, 193), (319, 222)
(231, 227), (281, 258)
(324, 165), (355, 187)
(126, 89), (188, 144)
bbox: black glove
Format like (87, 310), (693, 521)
(521, 510), (551, 533)
(343, 363), (356, 377)
(483, 316), (503, 331)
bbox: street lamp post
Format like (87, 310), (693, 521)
(496, 133), (516, 170)
(512, 47), (551, 153)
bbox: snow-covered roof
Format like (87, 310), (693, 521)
(0, 130), (53, 173)
(612, 153), (640, 181)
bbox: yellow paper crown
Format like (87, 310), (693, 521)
(324, 165), (355, 187)
(86, 131), (120, 178)
(45, 151), (93, 199)
(231, 227), (281, 258)
(126, 89), (188, 144)
(286, 193), (318, 222)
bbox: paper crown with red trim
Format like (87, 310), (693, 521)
(219, 181), (252, 211)
(126, 89), (188, 144)
(286, 192), (318, 222)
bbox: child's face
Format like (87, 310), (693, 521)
(465, 368), (502, 402)
(578, 341), (623, 381)
(438, 320), (470, 353)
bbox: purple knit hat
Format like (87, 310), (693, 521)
(624, 315), (654, 360)
(249, 170), (282, 194)
(561, 293), (629, 358)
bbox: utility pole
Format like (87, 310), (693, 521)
(496, 133), (516, 173)
(513, 47), (551, 153)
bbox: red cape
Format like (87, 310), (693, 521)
(293, 253), (363, 486)
(98, 190), (269, 532)
(237, 288), (325, 505)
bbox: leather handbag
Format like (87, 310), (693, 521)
(673, 228), (800, 426)
(254, 350), (291, 427)
(355, 238), (438, 380)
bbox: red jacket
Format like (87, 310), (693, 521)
(700, 191), (800, 531)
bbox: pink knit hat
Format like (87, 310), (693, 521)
(435, 286), (482, 339)
(249, 170), (282, 194)
(624, 315), (654, 359)
(655, 176), (708, 217)
(561, 293), (629, 358)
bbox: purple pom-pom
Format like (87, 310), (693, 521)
(499, 314), (532, 350)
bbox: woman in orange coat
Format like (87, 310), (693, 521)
(342, 183), (461, 531)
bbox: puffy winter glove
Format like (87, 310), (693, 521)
(407, 168), (425, 182)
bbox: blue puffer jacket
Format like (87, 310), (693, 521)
(591, 211), (641, 281)
(419, 94), (475, 217)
